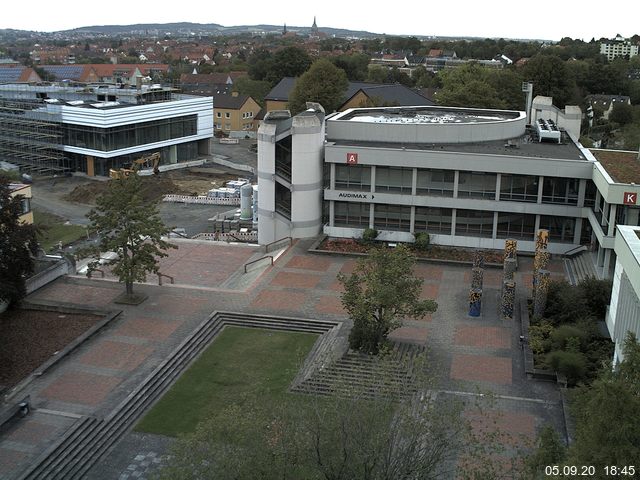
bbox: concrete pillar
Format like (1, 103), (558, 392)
(410, 206), (416, 233)
(574, 217), (583, 245)
(603, 249), (612, 277)
(453, 171), (459, 198)
(411, 168), (417, 196)
(533, 270), (551, 318)
(329, 200), (335, 227)
(369, 203), (374, 228)
(537, 176), (544, 204)
(492, 212), (498, 239)
(330, 163), (335, 190)
(628, 207), (640, 226)
(577, 179), (586, 207)
(495, 173), (501, 201)
(169, 145), (177, 164)
(501, 281), (516, 319)
(370, 165), (376, 193)
(608, 204), (617, 237)
(451, 209), (457, 236)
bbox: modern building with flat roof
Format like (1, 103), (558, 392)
(0, 83), (213, 176)
(607, 225), (640, 363)
(257, 100), (640, 279)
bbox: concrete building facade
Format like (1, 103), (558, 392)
(257, 102), (640, 279)
(607, 225), (640, 364)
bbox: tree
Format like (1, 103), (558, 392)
(0, 175), (38, 308)
(288, 59), (349, 114)
(232, 77), (271, 106)
(155, 356), (505, 480)
(80, 174), (175, 298)
(522, 55), (574, 108)
(268, 46), (312, 84)
(338, 245), (437, 354)
(609, 103), (634, 126)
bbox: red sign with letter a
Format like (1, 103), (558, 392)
(346, 152), (358, 165)
(623, 192), (637, 205)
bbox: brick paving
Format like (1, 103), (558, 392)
(40, 371), (122, 406)
(0, 239), (569, 480)
(450, 353), (513, 385)
(77, 340), (154, 372)
(454, 326), (511, 349)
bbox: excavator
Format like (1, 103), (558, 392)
(109, 152), (161, 179)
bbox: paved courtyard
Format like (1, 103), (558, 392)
(0, 239), (567, 479)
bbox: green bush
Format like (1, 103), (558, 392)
(544, 280), (591, 325)
(361, 228), (378, 244)
(578, 277), (612, 319)
(547, 350), (587, 385)
(528, 320), (554, 356)
(550, 325), (589, 351)
(413, 232), (430, 251)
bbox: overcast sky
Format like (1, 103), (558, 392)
(2, 0), (637, 41)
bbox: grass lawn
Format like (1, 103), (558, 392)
(135, 326), (318, 437)
(33, 209), (87, 252)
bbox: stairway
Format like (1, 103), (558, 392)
(17, 312), (339, 480)
(291, 342), (426, 401)
(564, 251), (598, 286)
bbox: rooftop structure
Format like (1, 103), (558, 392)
(0, 83), (213, 175)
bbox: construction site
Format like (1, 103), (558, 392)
(0, 95), (67, 174)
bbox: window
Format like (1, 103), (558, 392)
(225, 124), (231, 130)
(375, 167), (413, 194)
(455, 209), (494, 237)
(414, 207), (452, 234)
(542, 177), (578, 205)
(458, 171), (497, 199)
(373, 204), (411, 231)
(335, 165), (371, 191)
(225, 112), (230, 119)
(216, 111), (221, 118)
(416, 169), (454, 197)
(584, 180), (597, 207)
(496, 213), (536, 240)
(20, 197), (31, 215)
(500, 174), (539, 202)
(539, 215), (576, 243)
(334, 201), (370, 228)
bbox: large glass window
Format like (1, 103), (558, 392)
(539, 215), (576, 243)
(584, 180), (597, 208)
(416, 169), (454, 197)
(373, 204), (411, 231)
(496, 213), (536, 240)
(455, 209), (494, 237)
(335, 165), (371, 191)
(542, 177), (579, 205)
(457, 171), (496, 199)
(375, 167), (413, 194)
(500, 174), (539, 203)
(414, 207), (452, 234)
(334, 201), (369, 228)
(63, 115), (197, 152)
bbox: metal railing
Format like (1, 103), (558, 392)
(244, 255), (273, 273)
(158, 272), (175, 285)
(562, 245), (588, 258)
(264, 236), (292, 254)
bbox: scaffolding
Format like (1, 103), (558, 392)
(0, 94), (67, 174)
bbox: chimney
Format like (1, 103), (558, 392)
(231, 91), (239, 97)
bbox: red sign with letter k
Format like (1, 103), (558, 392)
(623, 192), (637, 205)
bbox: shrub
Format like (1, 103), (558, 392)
(550, 325), (589, 351)
(578, 277), (612, 319)
(544, 280), (591, 325)
(528, 320), (555, 356)
(361, 228), (378, 244)
(547, 350), (587, 385)
(414, 232), (430, 251)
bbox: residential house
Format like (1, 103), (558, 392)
(587, 94), (632, 120)
(9, 183), (33, 225)
(600, 35), (639, 61)
(0, 66), (42, 83)
(212, 91), (261, 136)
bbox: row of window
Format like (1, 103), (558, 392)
(63, 115), (197, 152)
(333, 202), (577, 242)
(333, 165), (581, 205)
(215, 111), (255, 119)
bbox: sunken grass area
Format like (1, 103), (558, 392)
(33, 209), (87, 252)
(135, 326), (318, 437)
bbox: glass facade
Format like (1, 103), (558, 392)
(375, 166), (413, 194)
(334, 201), (369, 228)
(374, 204), (411, 231)
(539, 215), (576, 243)
(414, 207), (452, 234)
(416, 169), (454, 197)
(457, 171), (497, 199)
(63, 115), (197, 152)
(542, 177), (579, 205)
(335, 165), (371, 191)
(455, 209), (494, 237)
(496, 212), (536, 240)
(500, 174), (539, 202)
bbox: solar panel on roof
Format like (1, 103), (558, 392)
(41, 65), (84, 81)
(0, 67), (24, 82)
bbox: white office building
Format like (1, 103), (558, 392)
(257, 100), (640, 279)
(0, 83), (213, 176)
